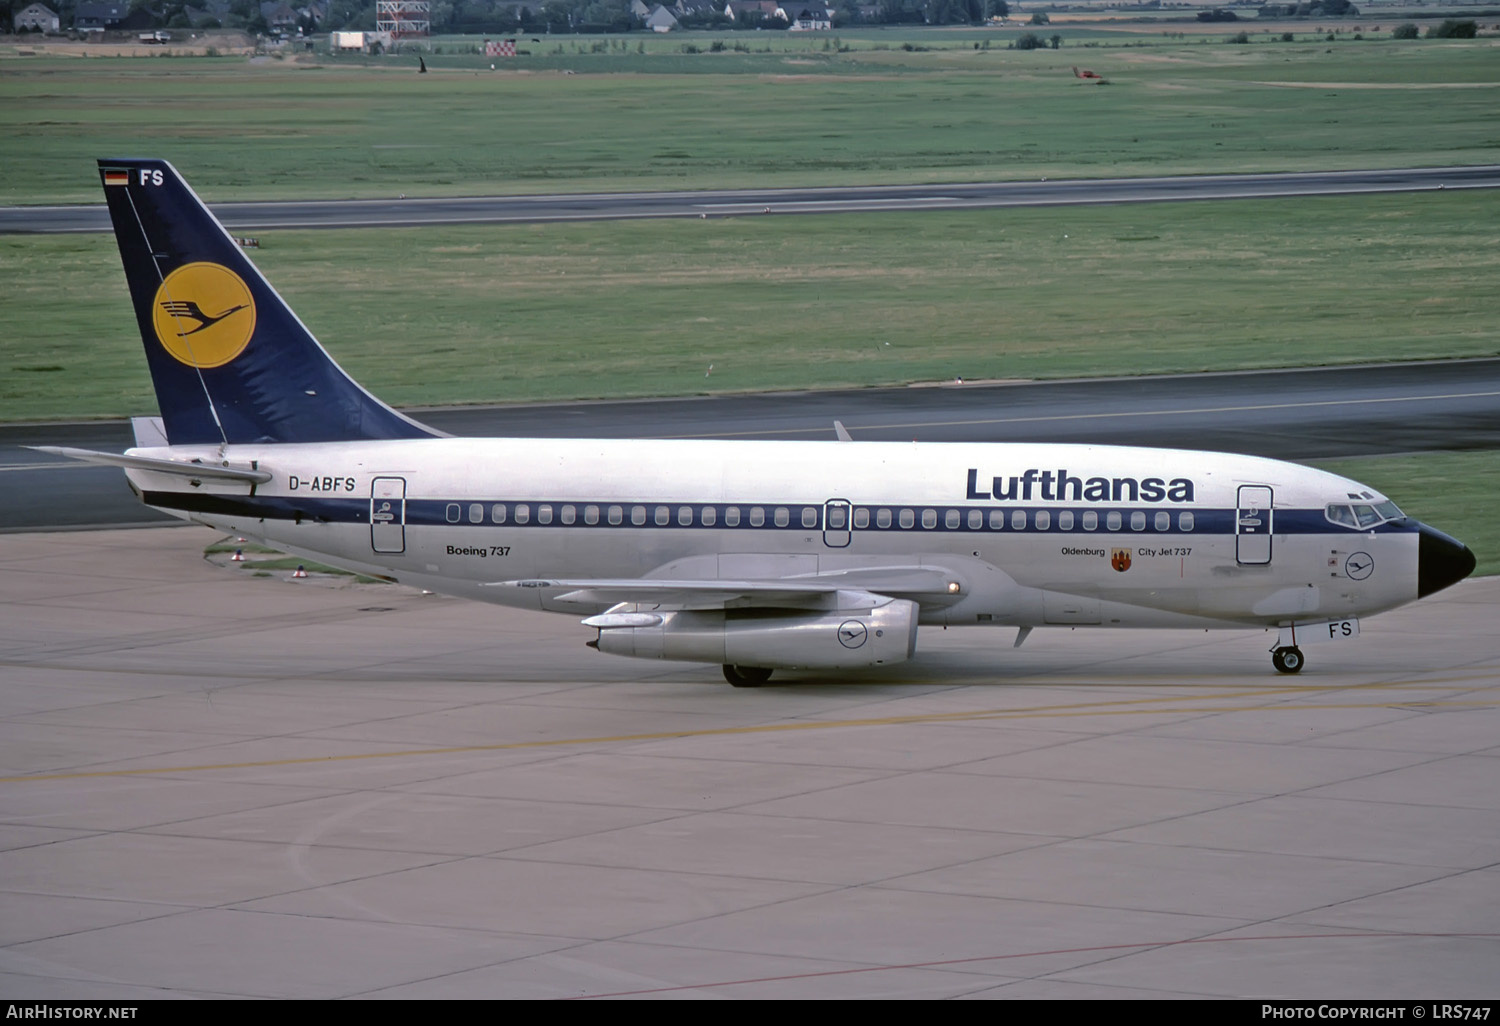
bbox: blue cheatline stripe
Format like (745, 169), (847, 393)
(141, 492), (1419, 538)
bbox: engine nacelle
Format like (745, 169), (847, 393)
(587, 596), (920, 670)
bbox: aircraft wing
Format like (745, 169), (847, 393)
(30, 446), (273, 483)
(488, 566), (958, 610)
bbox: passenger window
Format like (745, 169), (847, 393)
(608, 505), (623, 525)
(989, 509), (1005, 530)
(750, 507), (765, 527)
(583, 505), (598, 525)
(774, 507), (790, 527)
(560, 505), (576, 525)
(725, 506), (740, 527)
(678, 506), (693, 526)
(899, 509), (915, 529)
(701, 506), (717, 527)
(1130, 511), (1146, 531)
(827, 506), (846, 529)
(652, 506), (669, 525)
(1011, 510), (1026, 530)
(1154, 511), (1170, 531)
(853, 508), (870, 529)
(491, 503), (507, 524)
(538, 504), (553, 525)
(1058, 510), (1074, 531)
(514, 504), (530, 525)
(631, 505), (646, 526)
(446, 503), (461, 524)
(802, 507), (818, 528)
(877, 508), (893, 528)
(468, 503), (484, 524)
(1106, 511), (1122, 531)
(922, 509), (938, 529)
(1035, 510), (1050, 531)
(968, 509), (983, 530)
(1082, 510), (1098, 531)
(943, 509), (959, 530)
(1178, 511), (1194, 532)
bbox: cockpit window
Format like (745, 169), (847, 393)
(1325, 504), (1358, 528)
(1325, 501), (1405, 530)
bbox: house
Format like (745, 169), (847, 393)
(73, 1), (128, 32)
(14, 3), (61, 32)
(260, 1), (300, 31)
(724, 0), (779, 20)
(644, 3), (679, 30)
(776, 3), (832, 29)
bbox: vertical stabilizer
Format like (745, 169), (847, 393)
(98, 159), (436, 445)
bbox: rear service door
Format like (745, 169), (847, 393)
(371, 476), (406, 553)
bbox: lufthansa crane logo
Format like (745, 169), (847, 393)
(152, 262), (255, 368)
(837, 620), (869, 649)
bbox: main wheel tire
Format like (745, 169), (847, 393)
(1272, 646), (1305, 674)
(723, 664), (773, 687)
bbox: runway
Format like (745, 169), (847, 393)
(2, 527), (1497, 998)
(5, 358), (1499, 531)
(4, 166), (1499, 234)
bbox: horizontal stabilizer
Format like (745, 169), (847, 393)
(30, 446), (272, 483)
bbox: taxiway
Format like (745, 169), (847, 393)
(2, 528), (1496, 998)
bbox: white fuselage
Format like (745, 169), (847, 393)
(124, 437), (1419, 632)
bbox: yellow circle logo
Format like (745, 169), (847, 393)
(152, 263), (256, 368)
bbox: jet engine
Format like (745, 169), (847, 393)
(585, 595), (919, 670)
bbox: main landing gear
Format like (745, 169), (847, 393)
(1271, 646), (1305, 674)
(723, 665), (774, 687)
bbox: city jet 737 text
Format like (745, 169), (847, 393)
(42, 159), (1477, 686)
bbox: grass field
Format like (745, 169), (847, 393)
(1, 36), (1497, 203)
(5, 189), (1497, 419)
(2, 32), (1496, 574)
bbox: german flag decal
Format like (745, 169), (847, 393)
(103, 169), (130, 187)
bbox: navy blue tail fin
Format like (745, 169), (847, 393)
(99, 159), (437, 446)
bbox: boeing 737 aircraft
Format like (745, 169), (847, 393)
(42, 159), (1477, 685)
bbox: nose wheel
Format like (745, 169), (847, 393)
(1272, 646), (1305, 674)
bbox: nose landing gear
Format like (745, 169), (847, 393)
(1272, 646), (1305, 674)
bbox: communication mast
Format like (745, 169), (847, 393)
(375, 0), (430, 39)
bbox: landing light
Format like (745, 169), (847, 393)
(947, 581), (961, 594)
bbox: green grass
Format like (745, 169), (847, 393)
(4, 190), (1497, 420)
(1, 37), (1497, 203)
(1309, 450), (1498, 577)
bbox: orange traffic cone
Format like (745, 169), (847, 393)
(292, 565), (308, 579)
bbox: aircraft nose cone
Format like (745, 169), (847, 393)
(1417, 522), (1477, 598)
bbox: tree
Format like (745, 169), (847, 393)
(1427, 19), (1476, 38)
(1029, 11), (1047, 24)
(1391, 22), (1418, 39)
